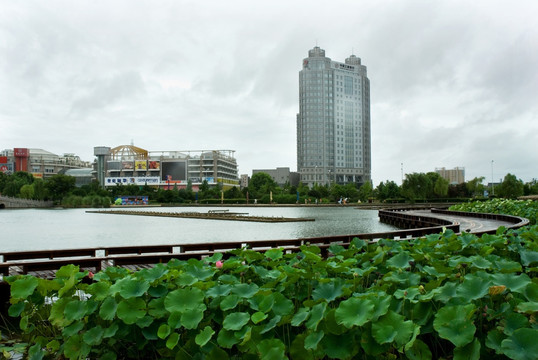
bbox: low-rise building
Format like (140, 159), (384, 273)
(252, 167), (300, 187)
(94, 145), (239, 190)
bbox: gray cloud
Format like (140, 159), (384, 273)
(1, 0), (536, 184)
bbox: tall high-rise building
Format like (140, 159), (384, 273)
(297, 46), (371, 187)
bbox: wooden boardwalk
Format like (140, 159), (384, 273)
(0, 209), (529, 281)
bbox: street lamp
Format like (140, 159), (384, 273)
(491, 160), (495, 196)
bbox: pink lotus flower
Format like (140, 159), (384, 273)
(215, 261), (223, 269)
(88, 271), (94, 279)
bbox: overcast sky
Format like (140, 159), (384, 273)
(1, 0), (537, 185)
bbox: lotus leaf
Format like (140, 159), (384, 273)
(83, 325), (104, 346)
(257, 339), (286, 360)
(10, 276), (38, 300)
(223, 312), (250, 331)
(453, 338), (480, 360)
(404, 339), (432, 360)
(456, 273), (490, 301)
(433, 304), (476, 347)
(272, 292), (294, 316)
(99, 297), (117, 321)
(306, 302), (327, 330)
(180, 304), (205, 329)
(195, 326), (215, 347)
(231, 283), (259, 298)
(116, 298), (146, 324)
(304, 330), (324, 350)
(372, 310), (418, 348)
(335, 297), (374, 328)
(312, 278), (344, 302)
(164, 288), (204, 313)
(501, 328), (538, 360)
(166, 332), (180, 350)
(220, 294), (241, 311)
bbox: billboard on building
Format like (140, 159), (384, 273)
(0, 162), (13, 174)
(107, 161), (122, 170)
(14, 148), (29, 157)
(122, 161), (134, 170)
(135, 160), (147, 171)
(161, 161), (186, 181)
(105, 176), (160, 186)
(149, 161), (160, 170)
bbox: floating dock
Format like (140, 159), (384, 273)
(86, 209), (315, 223)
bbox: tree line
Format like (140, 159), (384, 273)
(0, 171), (536, 206)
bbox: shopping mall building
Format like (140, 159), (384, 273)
(94, 145), (239, 190)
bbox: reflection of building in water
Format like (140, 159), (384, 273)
(94, 145), (239, 190)
(435, 167), (465, 185)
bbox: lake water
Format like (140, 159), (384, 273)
(0, 206), (397, 252)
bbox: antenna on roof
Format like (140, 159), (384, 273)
(130, 139), (134, 146)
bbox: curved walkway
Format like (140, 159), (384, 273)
(403, 209), (518, 233)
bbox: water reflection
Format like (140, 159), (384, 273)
(0, 207), (397, 252)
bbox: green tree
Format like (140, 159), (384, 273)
(497, 173), (524, 199)
(466, 177), (486, 197)
(523, 179), (538, 195)
(357, 182), (373, 202)
(1, 172), (34, 197)
(375, 181), (400, 201)
(433, 176), (449, 197)
(249, 172), (277, 199)
(20, 184), (34, 199)
(401, 173), (431, 201)
(45, 174), (76, 201)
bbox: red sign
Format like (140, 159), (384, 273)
(0, 156), (7, 163)
(14, 148), (29, 157)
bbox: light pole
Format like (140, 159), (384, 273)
(491, 160), (495, 196)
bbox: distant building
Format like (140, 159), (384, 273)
(435, 167), (465, 185)
(94, 145), (239, 190)
(240, 174), (249, 189)
(0, 148), (91, 179)
(297, 46), (371, 187)
(252, 167), (300, 187)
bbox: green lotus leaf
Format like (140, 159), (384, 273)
(195, 326), (215, 347)
(323, 309), (347, 335)
(454, 338), (480, 360)
(223, 312), (250, 331)
(501, 328), (538, 360)
(8, 302), (25, 317)
(220, 294), (241, 311)
(335, 297), (374, 328)
(83, 325), (104, 346)
(329, 244), (345, 255)
(394, 287), (421, 302)
(148, 284), (168, 298)
(257, 339), (286, 360)
(306, 302), (327, 331)
(468, 255), (492, 269)
(291, 307), (310, 327)
(422, 266), (441, 277)
(184, 263), (215, 281)
(372, 310), (419, 348)
(141, 322), (159, 341)
(524, 282), (538, 302)
(231, 283), (259, 298)
(290, 334), (315, 360)
(164, 288), (204, 313)
(272, 292), (294, 316)
(168, 311), (182, 329)
(87, 281), (111, 301)
(176, 273), (197, 287)
(257, 293), (275, 313)
(515, 302), (538, 314)
(493, 258), (522, 273)
(260, 315), (282, 334)
(503, 313), (529, 336)
(103, 323), (119, 338)
(486, 329), (504, 353)
(383, 271), (421, 287)
(251, 311), (268, 324)
(433, 304), (476, 347)
(137, 263), (168, 282)
(265, 248), (283, 260)
(433, 282), (458, 303)
(217, 329), (239, 348)
(235, 324), (252, 345)
(158, 324), (171, 339)
(320, 333), (356, 359)
(387, 251), (413, 269)
(28, 342), (46, 360)
(456, 273), (490, 301)
(404, 338), (432, 360)
(312, 278), (344, 302)
(118, 278), (150, 299)
(180, 304), (205, 329)
(10, 276), (39, 300)
(135, 315), (153, 328)
(62, 321), (84, 337)
(99, 297), (117, 321)
(147, 297), (167, 318)
(206, 284), (232, 298)
(65, 300), (88, 321)
(490, 273), (531, 294)
(304, 330), (324, 350)
(458, 233), (476, 248)
(519, 250), (538, 266)
(49, 297), (71, 327)
(351, 237), (367, 250)
(55, 264), (80, 279)
(166, 332), (180, 350)
(116, 298), (146, 324)
(63, 334), (90, 360)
